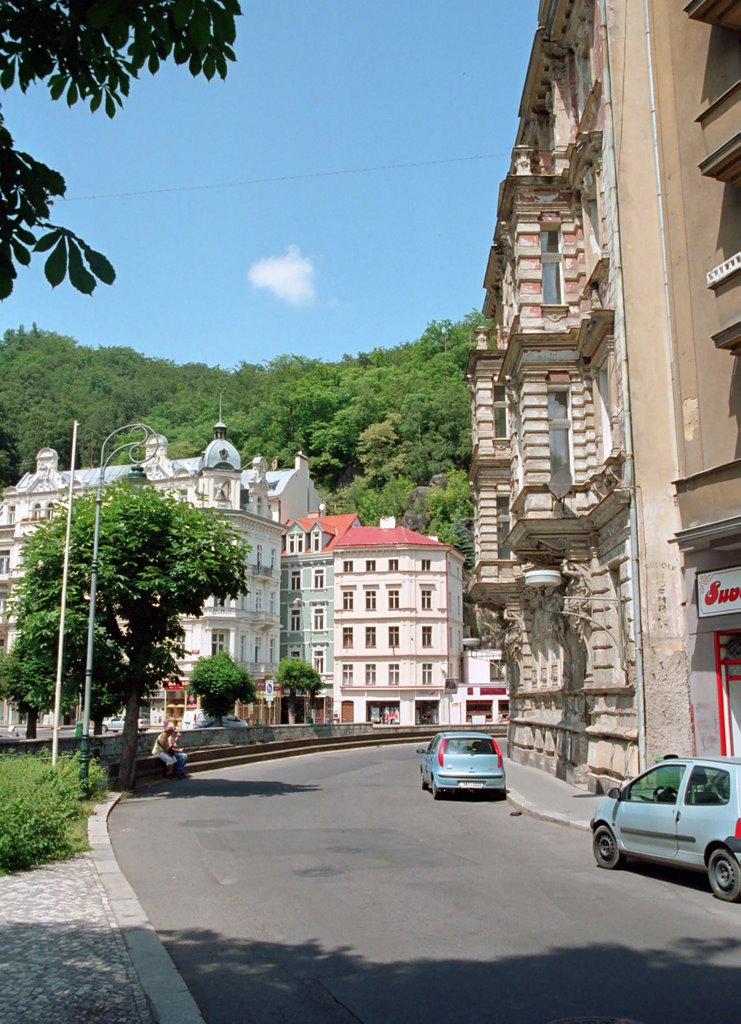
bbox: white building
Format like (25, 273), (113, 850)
(0, 422), (320, 727)
(332, 518), (465, 725)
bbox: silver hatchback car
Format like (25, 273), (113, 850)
(590, 755), (741, 902)
(418, 731), (506, 800)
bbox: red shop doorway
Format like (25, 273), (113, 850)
(716, 630), (741, 755)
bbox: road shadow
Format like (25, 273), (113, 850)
(154, 928), (741, 1024)
(132, 777), (322, 799)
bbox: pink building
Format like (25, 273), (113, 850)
(332, 517), (464, 725)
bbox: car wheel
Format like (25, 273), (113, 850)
(592, 824), (623, 869)
(431, 777), (444, 800)
(421, 773), (429, 791)
(488, 789), (506, 801)
(708, 847), (741, 903)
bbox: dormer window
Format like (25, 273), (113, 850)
(311, 530), (322, 552)
(287, 532), (304, 555)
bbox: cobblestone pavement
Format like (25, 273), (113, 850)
(0, 854), (154, 1024)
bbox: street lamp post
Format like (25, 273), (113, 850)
(79, 423), (158, 794)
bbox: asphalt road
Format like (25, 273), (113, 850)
(110, 743), (741, 1024)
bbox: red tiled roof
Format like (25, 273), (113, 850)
(283, 513), (361, 553)
(333, 526), (445, 548)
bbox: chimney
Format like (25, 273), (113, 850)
(379, 516), (396, 530)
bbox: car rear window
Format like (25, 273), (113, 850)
(685, 766), (731, 806)
(445, 737), (497, 755)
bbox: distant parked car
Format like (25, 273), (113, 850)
(590, 755), (741, 903)
(102, 714), (151, 733)
(418, 732), (506, 800)
(182, 711), (248, 730)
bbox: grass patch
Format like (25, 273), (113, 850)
(0, 751), (107, 874)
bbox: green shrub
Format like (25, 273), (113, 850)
(0, 751), (106, 874)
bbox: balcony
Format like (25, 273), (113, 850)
(699, 133), (741, 187)
(506, 472), (629, 563)
(250, 562), (278, 579)
(708, 251), (741, 354)
(685, 0), (741, 30)
(696, 80), (741, 187)
(468, 559), (520, 604)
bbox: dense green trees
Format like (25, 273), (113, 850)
(10, 483), (251, 789)
(0, 315), (479, 502)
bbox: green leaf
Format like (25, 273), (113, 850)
(34, 230), (61, 254)
(0, 61), (16, 90)
(83, 246), (116, 286)
(0, 273), (14, 300)
(16, 227), (36, 247)
(67, 241), (97, 295)
(189, 6), (212, 51)
(105, 93), (116, 117)
(188, 51), (203, 76)
(173, 0), (195, 29)
(11, 240), (30, 267)
(148, 53), (160, 75)
(90, 90), (102, 113)
(44, 238), (68, 288)
(49, 74), (67, 101)
(66, 82), (79, 107)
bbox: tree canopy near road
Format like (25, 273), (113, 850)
(276, 658), (323, 725)
(189, 651), (256, 725)
(9, 482), (251, 789)
(0, 0), (241, 299)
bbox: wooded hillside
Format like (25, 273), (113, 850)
(0, 316), (482, 542)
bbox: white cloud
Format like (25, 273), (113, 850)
(248, 245), (316, 305)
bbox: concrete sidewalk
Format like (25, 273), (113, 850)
(505, 756), (606, 831)
(0, 754), (605, 1023)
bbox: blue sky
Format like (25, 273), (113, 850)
(1, 1), (539, 368)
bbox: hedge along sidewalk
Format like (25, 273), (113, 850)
(89, 793), (205, 1024)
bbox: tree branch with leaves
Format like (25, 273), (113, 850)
(0, 0), (241, 298)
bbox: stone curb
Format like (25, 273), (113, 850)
(506, 787), (593, 832)
(88, 793), (205, 1024)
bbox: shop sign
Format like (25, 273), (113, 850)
(698, 566), (741, 618)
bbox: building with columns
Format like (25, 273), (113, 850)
(469, 0), (739, 790)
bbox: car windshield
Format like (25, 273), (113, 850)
(445, 737), (496, 755)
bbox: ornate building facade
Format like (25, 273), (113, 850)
(0, 424), (322, 727)
(469, 0), (739, 790)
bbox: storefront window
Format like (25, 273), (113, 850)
(415, 701), (439, 725)
(367, 702), (400, 725)
(466, 701), (493, 724)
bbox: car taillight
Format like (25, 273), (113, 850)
(438, 739), (447, 767)
(492, 740), (503, 768)
(735, 818), (741, 840)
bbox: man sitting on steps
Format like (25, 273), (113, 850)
(152, 723), (188, 779)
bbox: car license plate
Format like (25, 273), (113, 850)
(460, 782), (484, 789)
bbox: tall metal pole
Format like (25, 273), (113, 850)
(52, 421), (78, 765)
(79, 423), (158, 795)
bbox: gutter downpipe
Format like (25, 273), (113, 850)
(597, 0), (647, 772)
